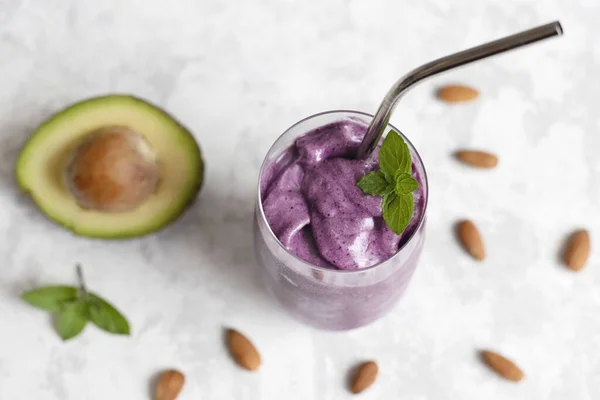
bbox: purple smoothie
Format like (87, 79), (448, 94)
(260, 119), (425, 270)
(254, 111), (427, 330)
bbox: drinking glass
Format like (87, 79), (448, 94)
(254, 110), (428, 331)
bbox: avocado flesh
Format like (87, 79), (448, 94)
(16, 95), (204, 238)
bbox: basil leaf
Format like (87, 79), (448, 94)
(21, 286), (78, 312)
(379, 130), (411, 178)
(55, 300), (88, 341)
(382, 192), (414, 235)
(87, 294), (130, 335)
(357, 171), (391, 196)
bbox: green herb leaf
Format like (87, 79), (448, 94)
(21, 286), (78, 312)
(382, 192), (414, 235)
(395, 172), (419, 195)
(356, 129), (419, 235)
(55, 300), (88, 341)
(87, 294), (130, 335)
(357, 171), (392, 196)
(21, 265), (132, 342)
(379, 130), (412, 179)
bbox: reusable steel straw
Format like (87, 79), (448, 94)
(356, 21), (563, 159)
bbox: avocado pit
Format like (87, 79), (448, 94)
(65, 126), (160, 212)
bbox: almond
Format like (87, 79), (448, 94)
(155, 369), (185, 400)
(226, 328), (261, 371)
(563, 229), (590, 271)
(437, 84), (479, 103)
(455, 150), (498, 169)
(350, 361), (378, 394)
(480, 350), (524, 382)
(457, 220), (485, 260)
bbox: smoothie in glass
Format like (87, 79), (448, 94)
(254, 110), (428, 330)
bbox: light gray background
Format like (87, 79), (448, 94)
(1, 0), (599, 399)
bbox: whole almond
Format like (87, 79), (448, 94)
(563, 229), (590, 271)
(226, 328), (261, 371)
(480, 350), (524, 382)
(437, 84), (479, 103)
(455, 150), (498, 169)
(155, 369), (185, 400)
(350, 361), (378, 394)
(457, 220), (485, 260)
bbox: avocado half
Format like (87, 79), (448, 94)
(16, 94), (204, 239)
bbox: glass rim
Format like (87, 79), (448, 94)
(256, 109), (429, 275)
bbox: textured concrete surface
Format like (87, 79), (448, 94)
(0, 0), (598, 399)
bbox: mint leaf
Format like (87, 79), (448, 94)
(20, 265), (132, 342)
(382, 192), (414, 235)
(55, 300), (88, 341)
(379, 130), (412, 178)
(21, 286), (78, 312)
(395, 172), (418, 195)
(87, 294), (130, 335)
(357, 171), (391, 196)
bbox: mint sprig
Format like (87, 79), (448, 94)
(21, 264), (130, 341)
(356, 130), (419, 235)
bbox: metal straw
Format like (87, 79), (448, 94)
(356, 21), (564, 159)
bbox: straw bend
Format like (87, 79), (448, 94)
(356, 21), (563, 160)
